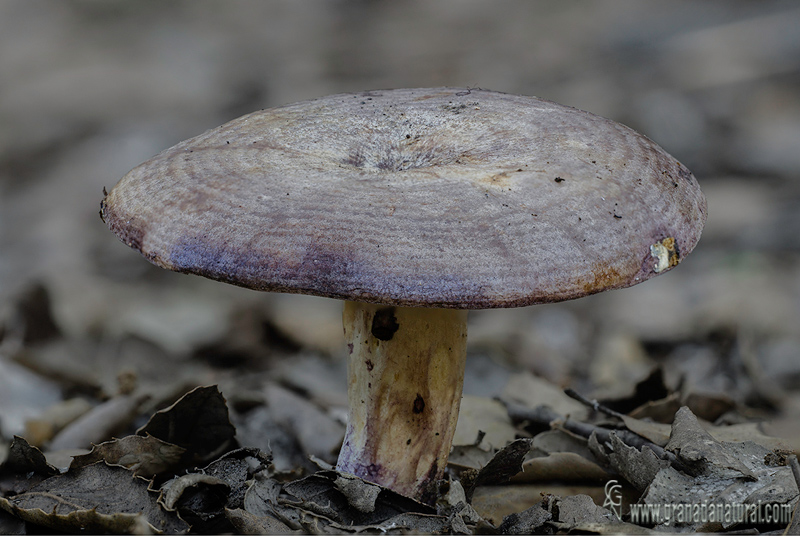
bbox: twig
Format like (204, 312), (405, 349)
(563, 388), (627, 420)
(501, 398), (690, 474)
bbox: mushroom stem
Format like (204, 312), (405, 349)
(336, 301), (468, 504)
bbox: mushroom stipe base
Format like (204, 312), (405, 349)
(337, 301), (468, 504)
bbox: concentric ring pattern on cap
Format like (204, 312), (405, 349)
(102, 88), (707, 308)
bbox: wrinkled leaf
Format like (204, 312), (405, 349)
(519, 451), (609, 482)
(589, 432), (670, 492)
(158, 447), (272, 533)
(2, 436), (58, 478)
(515, 429), (607, 482)
(328, 511), (471, 534)
(448, 443), (495, 471)
(666, 407), (757, 479)
(639, 407), (797, 531)
(628, 392), (682, 422)
(435, 479), (482, 524)
(463, 439), (532, 499)
(498, 501), (552, 534)
(552, 520), (658, 534)
(70, 434), (186, 478)
(597, 367), (671, 416)
(552, 494), (616, 525)
(161, 473), (230, 511)
(225, 506), (296, 534)
(231, 404), (312, 473)
(282, 470), (432, 526)
(138, 385), (236, 463)
(0, 436), (58, 495)
(0, 461), (187, 534)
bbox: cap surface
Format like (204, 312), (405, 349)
(102, 87), (707, 308)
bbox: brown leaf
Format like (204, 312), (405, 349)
(281, 470), (432, 526)
(70, 434), (186, 478)
(666, 407), (757, 479)
(225, 507), (297, 534)
(0, 436), (59, 496)
(48, 393), (148, 451)
(263, 383), (344, 464)
(0, 462), (187, 534)
(452, 395), (518, 450)
(464, 438), (533, 499)
(638, 407), (798, 531)
(137, 385), (236, 463)
(498, 501), (552, 534)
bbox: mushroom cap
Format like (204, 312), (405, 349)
(102, 88), (706, 309)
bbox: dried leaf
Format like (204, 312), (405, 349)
(0, 462), (187, 534)
(553, 494), (616, 525)
(23, 397), (93, 447)
(225, 506), (296, 534)
(638, 407), (798, 531)
(666, 407), (757, 479)
(48, 393), (148, 451)
(0, 436), (58, 495)
(201, 447), (272, 510)
(518, 451), (609, 482)
(553, 520), (658, 534)
(281, 470), (432, 527)
(523, 428), (609, 482)
(627, 392), (682, 422)
(452, 395), (518, 450)
(497, 501), (552, 534)
(334, 473), (381, 513)
(2, 437), (58, 478)
(158, 447), (272, 533)
(263, 383), (344, 463)
(70, 434), (186, 478)
(704, 422), (791, 451)
(620, 415), (672, 446)
(683, 391), (735, 422)
(589, 432), (670, 492)
(231, 405), (312, 473)
(464, 438), (532, 499)
(328, 511), (468, 534)
(161, 473), (230, 511)
(596, 367), (671, 416)
(447, 444), (495, 471)
(502, 371), (588, 420)
(137, 385), (236, 463)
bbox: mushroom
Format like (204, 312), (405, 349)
(101, 87), (706, 504)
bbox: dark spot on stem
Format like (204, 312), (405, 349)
(365, 359), (374, 371)
(371, 307), (399, 341)
(413, 394), (425, 414)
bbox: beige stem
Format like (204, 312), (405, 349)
(336, 301), (468, 504)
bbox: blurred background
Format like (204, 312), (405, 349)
(1, 0), (799, 459)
